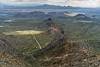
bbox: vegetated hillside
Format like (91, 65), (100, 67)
(32, 39), (100, 67)
(0, 11), (100, 67)
(30, 20), (100, 67)
(0, 29), (100, 67)
(0, 16), (100, 50)
(0, 38), (32, 67)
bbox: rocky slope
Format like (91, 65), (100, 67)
(0, 38), (31, 67)
(33, 39), (100, 67)
(31, 18), (100, 67)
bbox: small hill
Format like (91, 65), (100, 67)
(74, 14), (92, 20)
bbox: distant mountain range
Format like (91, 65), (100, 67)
(0, 3), (100, 9)
(0, 3), (73, 9)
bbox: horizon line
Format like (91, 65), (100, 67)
(0, 2), (100, 8)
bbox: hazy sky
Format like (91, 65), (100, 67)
(0, 0), (100, 8)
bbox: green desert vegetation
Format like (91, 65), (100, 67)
(0, 18), (100, 53)
(0, 16), (100, 67)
